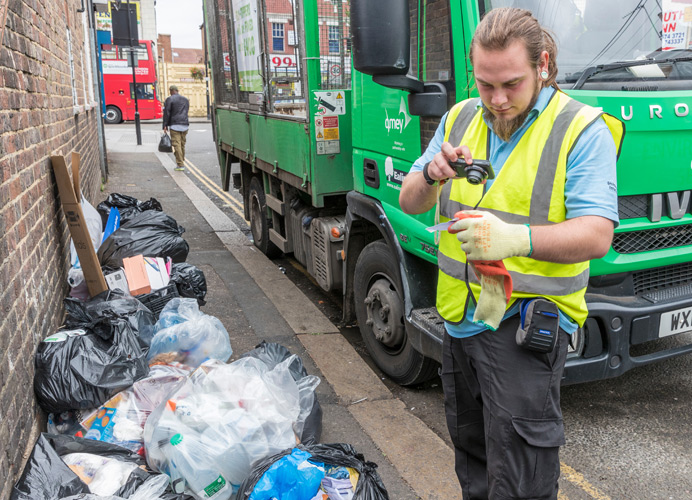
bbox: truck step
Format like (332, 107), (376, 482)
(266, 193), (285, 216)
(269, 228), (293, 253)
(410, 307), (446, 341)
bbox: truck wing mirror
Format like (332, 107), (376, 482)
(352, 0), (431, 95)
(408, 83), (448, 117)
(351, 0), (410, 76)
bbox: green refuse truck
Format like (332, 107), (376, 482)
(203, 0), (692, 385)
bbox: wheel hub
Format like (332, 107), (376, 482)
(364, 278), (405, 348)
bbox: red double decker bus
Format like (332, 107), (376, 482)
(101, 40), (163, 124)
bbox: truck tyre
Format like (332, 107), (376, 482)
(249, 176), (281, 258)
(104, 106), (122, 124)
(354, 240), (437, 385)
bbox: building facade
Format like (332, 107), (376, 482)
(0, 0), (104, 495)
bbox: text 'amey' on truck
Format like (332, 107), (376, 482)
(202, 0), (692, 385)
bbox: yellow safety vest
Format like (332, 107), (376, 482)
(436, 91), (624, 326)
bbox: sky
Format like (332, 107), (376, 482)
(156, 0), (205, 49)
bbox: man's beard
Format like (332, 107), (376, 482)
(485, 84), (541, 142)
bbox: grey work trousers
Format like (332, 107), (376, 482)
(441, 315), (569, 500)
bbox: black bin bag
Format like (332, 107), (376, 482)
(241, 341), (322, 445)
(12, 434), (195, 500)
(11, 433), (148, 500)
(34, 319), (149, 413)
(235, 443), (390, 500)
(97, 211), (189, 268)
(159, 132), (174, 153)
(64, 290), (156, 348)
(170, 262), (207, 306)
(97, 192), (163, 226)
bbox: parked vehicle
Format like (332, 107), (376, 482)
(101, 40), (162, 124)
(203, 0), (692, 385)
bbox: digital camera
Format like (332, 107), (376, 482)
(448, 159), (495, 185)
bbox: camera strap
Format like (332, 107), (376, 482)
(463, 186), (487, 311)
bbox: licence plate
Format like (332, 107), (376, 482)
(659, 306), (692, 338)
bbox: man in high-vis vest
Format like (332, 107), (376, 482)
(400, 8), (623, 500)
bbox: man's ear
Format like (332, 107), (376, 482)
(539, 50), (549, 76)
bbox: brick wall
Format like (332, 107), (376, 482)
(0, 0), (104, 496)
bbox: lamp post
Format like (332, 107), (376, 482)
(126, 0), (142, 145)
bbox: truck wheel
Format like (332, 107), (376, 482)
(354, 240), (437, 385)
(104, 106), (122, 124)
(249, 176), (281, 258)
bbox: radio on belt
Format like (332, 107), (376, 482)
(516, 298), (560, 353)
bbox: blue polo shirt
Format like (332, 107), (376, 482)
(410, 88), (619, 337)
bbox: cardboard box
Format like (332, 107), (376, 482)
(122, 255), (151, 296)
(105, 269), (129, 293)
(143, 256), (170, 291)
(51, 154), (108, 297)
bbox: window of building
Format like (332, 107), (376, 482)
(328, 25), (340, 53)
(272, 23), (284, 52)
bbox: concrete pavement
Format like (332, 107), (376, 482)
(103, 126), (461, 499)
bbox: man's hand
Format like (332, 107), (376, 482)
(163, 127), (168, 133)
(425, 142), (474, 184)
(450, 210), (531, 261)
(400, 142), (476, 214)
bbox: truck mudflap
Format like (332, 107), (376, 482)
(563, 294), (692, 385)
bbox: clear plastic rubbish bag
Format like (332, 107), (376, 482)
(144, 356), (320, 499)
(80, 364), (191, 454)
(241, 342), (322, 445)
(148, 298), (232, 367)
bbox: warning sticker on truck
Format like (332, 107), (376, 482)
(315, 116), (340, 154)
(316, 141), (340, 155)
(314, 91), (345, 116)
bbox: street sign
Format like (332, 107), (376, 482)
(111, 3), (138, 47)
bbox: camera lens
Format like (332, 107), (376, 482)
(465, 166), (486, 185)
(467, 172), (482, 184)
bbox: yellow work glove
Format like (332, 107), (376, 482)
(450, 210), (532, 261)
(472, 267), (508, 331)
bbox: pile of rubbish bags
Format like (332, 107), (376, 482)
(18, 193), (389, 500)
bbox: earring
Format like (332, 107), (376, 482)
(540, 70), (549, 80)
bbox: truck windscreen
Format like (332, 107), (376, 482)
(480, 0), (692, 89)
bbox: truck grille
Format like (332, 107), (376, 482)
(618, 195), (648, 219)
(612, 224), (692, 253)
(633, 262), (692, 296)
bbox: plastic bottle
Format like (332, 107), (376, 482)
(168, 432), (232, 500)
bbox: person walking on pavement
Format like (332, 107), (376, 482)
(163, 85), (190, 171)
(399, 8), (624, 500)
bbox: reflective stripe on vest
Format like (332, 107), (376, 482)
(435, 92), (624, 325)
(437, 253), (590, 295)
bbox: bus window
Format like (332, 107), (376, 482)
(101, 44), (118, 59)
(130, 83), (155, 100)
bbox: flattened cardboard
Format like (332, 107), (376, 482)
(51, 154), (108, 297)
